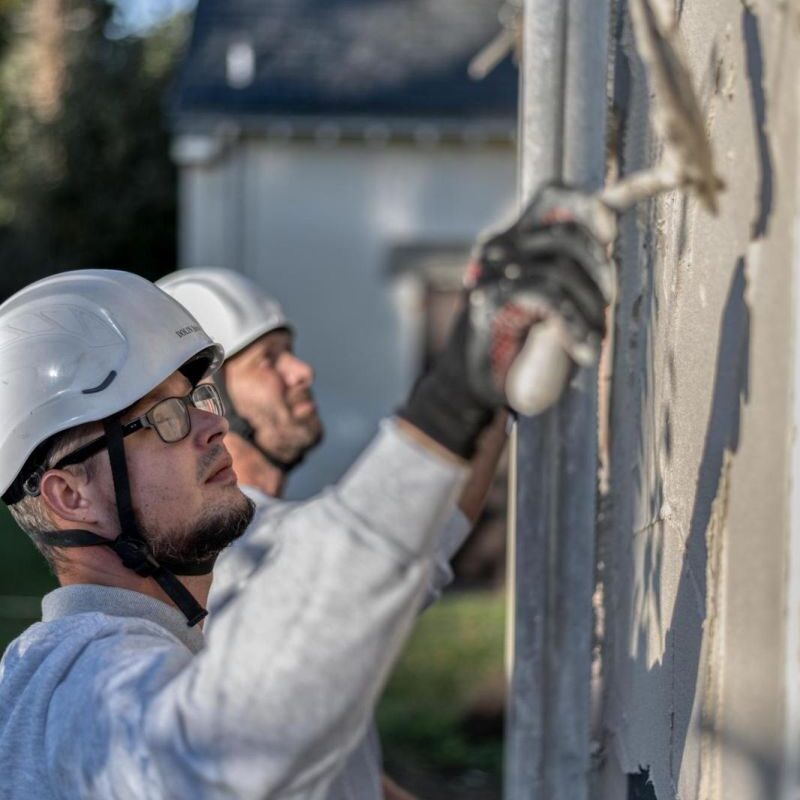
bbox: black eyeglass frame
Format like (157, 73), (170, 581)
(47, 383), (225, 475)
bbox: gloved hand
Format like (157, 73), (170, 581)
(397, 183), (616, 459)
(466, 183), (617, 412)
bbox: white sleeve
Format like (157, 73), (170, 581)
(424, 508), (472, 606)
(206, 496), (295, 615)
(47, 421), (466, 800)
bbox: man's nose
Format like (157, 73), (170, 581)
(191, 405), (230, 444)
(280, 353), (314, 389)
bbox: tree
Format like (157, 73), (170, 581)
(0, 0), (188, 298)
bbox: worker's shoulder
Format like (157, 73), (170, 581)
(0, 612), (189, 795)
(0, 612), (190, 696)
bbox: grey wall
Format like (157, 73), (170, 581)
(178, 138), (516, 497)
(598, 1), (800, 798)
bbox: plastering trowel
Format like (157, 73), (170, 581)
(504, 0), (725, 416)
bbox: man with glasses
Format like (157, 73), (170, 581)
(159, 267), (509, 800)
(0, 187), (614, 799)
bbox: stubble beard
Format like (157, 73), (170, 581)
(256, 399), (324, 464)
(144, 488), (256, 572)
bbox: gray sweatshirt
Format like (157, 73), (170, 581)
(0, 421), (465, 799)
(208, 486), (472, 800)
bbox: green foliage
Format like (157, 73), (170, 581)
(0, 505), (57, 654)
(378, 590), (505, 788)
(0, 0), (188, 298)
(0, 0), (23, 57)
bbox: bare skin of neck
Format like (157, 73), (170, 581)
(57, 547), (212, 626)
(224, 432), (286, 498)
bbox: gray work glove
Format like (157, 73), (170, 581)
(397, 184), (616, 458)
(467, 183), (617, 409)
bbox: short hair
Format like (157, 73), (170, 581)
(8, 424), (100, 574)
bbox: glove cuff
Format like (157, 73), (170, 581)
(396, 372), (493, 460)
(397, 309), (495, 459)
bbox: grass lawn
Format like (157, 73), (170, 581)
(378, 589), (506, 798)
(0, 506), (57, 653)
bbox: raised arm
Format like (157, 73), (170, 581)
(426, 411), (509, 602)
(45, 184), (615, 799)
(46, 421), (464, 799)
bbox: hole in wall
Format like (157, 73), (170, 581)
(628, 768), (658, 800)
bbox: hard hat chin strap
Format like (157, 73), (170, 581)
(31, 415), (212, 627)
(102, 415), (211, 624)
(212, 372), (306, 474)
(33, 528), (209, 627)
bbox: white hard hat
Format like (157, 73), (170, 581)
(157, 268), (290, 360)
(0, 269), (224, 500)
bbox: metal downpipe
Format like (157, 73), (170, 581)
(505, 0), (611, 798)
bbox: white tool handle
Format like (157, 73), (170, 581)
(599, 164), (679, 213)
(505, 317), (572, 416)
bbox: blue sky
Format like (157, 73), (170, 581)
(111, 0), (197, 34)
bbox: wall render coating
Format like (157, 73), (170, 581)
(599, 1), (800, 798)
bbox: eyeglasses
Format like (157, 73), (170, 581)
(21, 384), (225, 498)
(55, 384), (224, 472)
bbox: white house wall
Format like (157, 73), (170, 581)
(599, 2), (799, 799)
(178, 139), (516, 497)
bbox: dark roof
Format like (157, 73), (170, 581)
(172, 0), (517, 135)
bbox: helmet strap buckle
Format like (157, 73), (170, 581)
(110, 536), (161, 578)
(22, 467), (45, 498)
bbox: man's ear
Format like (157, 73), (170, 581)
(39, 468), (97, 527)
